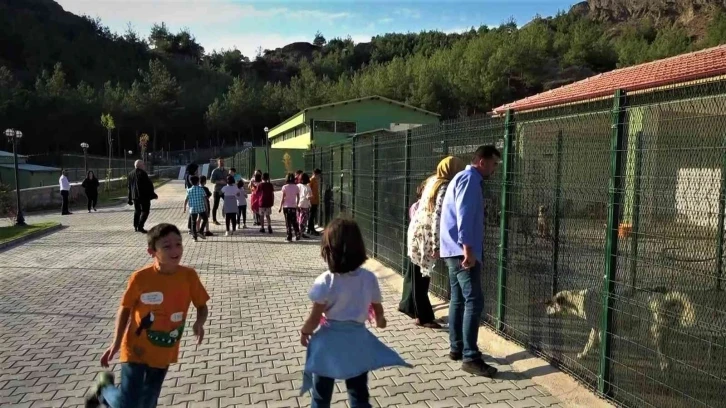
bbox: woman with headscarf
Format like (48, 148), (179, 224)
(400, 156), (466, 329)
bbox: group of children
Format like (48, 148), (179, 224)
(85, 217), (408, 408)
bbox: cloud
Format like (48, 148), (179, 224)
(377, 17), (394, 24)
(394, 8), (422, 19)
(56, 0), (351, 26)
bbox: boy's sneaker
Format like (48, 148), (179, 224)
(84, 371), (114, 408)
(225, 231), (230, 237)
(205, 231), (214, 237)
(268, 227), (273, 234)
(462, 358), (498, 378)
(259, 228), (265, 233)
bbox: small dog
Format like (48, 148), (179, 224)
(545, 288), (696, 370)
(537, 205), (551, 238)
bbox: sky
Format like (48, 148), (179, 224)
(56, 0), (577, 58)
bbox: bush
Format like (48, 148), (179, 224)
(0, 183), (17, 222)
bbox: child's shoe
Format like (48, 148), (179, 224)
(205, 231), (213, 237)
(84, 371), (114, 408)
(259, 228), (265, 233)
(286, 235), (292, 242)
(242, 224), (247, 229)
(268, 227), (273, 234)
(296, 235), (301, 241)
(225, 231), (230, 237)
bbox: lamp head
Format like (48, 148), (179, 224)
(264, 127), (269, 132)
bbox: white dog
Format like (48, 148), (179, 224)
(545, 288), (696, 370)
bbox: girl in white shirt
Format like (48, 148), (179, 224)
(235, 179), (248, 229)
(299, 218), (409, 407)
(297, 173), (313, 239)
(221, 176), (241, 236)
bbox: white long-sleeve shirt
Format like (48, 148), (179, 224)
(59, 175), (70, 191)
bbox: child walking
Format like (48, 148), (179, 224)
(183, 176), (209, 241)
(257, 172), (275, 234)
(297, 173), (313, 239)
(299, 218), (410, 408)
(249, 170), (262, 226)
(200, 176), (214, 237)
(280, 173), (300, 242)
(85, 224), (209, 408)
(236, 179), (248, 229)
(221, 175), (241, 236)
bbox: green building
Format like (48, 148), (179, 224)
(268, 96), (440, 149)
(0, 150), (60, 189)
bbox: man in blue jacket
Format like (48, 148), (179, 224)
(440, 145), (501, 377)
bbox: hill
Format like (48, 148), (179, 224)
(1, 0), (725, 155)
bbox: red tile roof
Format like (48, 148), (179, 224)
(492, 45), (726, 114)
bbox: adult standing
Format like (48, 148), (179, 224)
(307, 169), (321, 236)
(127, 160), (158, 234)
(440, 145), (501, 377)
(402, 156), (465, 329)
(210, 158), (226, 225)
(59, 169), (72, 215)
(81, 171), (100, 213)
(184, 163), (199, 189)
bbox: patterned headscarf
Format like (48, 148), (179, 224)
(424, 156), (466, 211)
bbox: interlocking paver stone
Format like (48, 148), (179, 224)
(0, 180), (564, 407)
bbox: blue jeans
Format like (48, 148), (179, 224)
(445, 257), (483, 362)
(311, 372), (370, 408)
(100, 363), (168, 408)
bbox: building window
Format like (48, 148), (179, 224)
(314, 120), (335, 132)
(336, 121), (357, 133)
(272, 123), (309, 146)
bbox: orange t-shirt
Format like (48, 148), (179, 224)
(310, 176), (320, 205)
(119, 264), (209, 369)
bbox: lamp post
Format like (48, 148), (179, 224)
(80, 142), (89, 174)
(5, 128), (25, 226)
(263, 126), (270, 174)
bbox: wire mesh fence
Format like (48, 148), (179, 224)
(302, 79), (726, 408)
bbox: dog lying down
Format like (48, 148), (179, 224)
(545, 288), (696, 371)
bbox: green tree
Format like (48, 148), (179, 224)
(100, 113), (116, 188)
(313, 31), (326, 47)
(137, 59), (181, 165)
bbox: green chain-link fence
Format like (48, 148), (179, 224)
(303, 79), (726, 408)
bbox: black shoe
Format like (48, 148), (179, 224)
(84, 372), (114, 408)
(93, 208), (97, 212)
(311, 231), (320, 236)
(286, 235), (292, 242)
(302, 234), (310, 239)
(462, 358), (498, 378)
(259, 228), (265, 233)
(137, 228), (148, 234)
(205, 231), (214, 237)
(449, 351), (463, 361)
(268, 228), (273, 234)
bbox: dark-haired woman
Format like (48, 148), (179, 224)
(82, 171), (100, 213)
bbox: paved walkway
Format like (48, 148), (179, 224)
(0, 181), (564, 408)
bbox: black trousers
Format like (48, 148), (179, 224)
(212, 192), (222, 222)
(283, 208), (300, 238)
(398, 263), (436, 324)
(225, 212), (237, 232)
(237, 205), (247, 226)
(190, 212), (208, 238)
(86, 192), (98, 211)
(61, 190), (70, 214)
(133, 199), (151, 231)
(308, 204), (319, 233)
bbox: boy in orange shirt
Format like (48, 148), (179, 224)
(85, 224), (209, 408)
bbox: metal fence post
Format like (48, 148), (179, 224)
(599, 89), (627, 396)
(497, 109), (516, 331)
(330, 146), (335, 219)
(340, 143), (345, 214)
(552, 130), (563, 296)
(351, 136), (357, 217)
(717, 137), (726, 290)
(372, 134), (379, 257)
(402, 129), (413, 274)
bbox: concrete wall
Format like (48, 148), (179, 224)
(9, 177), (130, 212)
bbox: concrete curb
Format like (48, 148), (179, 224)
(363, 258), (614, 408)
(0, 223), (63, 251)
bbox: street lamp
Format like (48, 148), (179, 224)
(126, 150), (133, 173)
(5, 128), (25, 226)
(80, 142), (89, 174)
(263, 126), (270, 174)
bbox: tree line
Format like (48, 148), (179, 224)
(1, 0), (725, 157)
